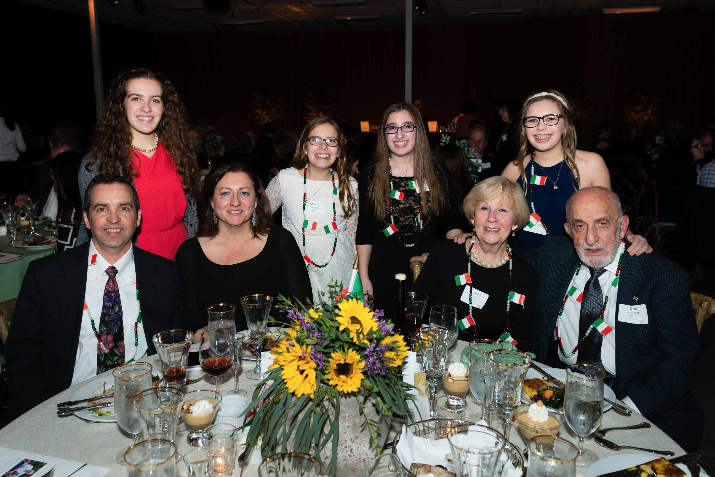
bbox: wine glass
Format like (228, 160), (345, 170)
(488, 349), (531, 441)
(227, 334), (246, 396)
(564, 364), (606, 469)
(417, 327), (449, 418)
(199, 329), (234, 393)
(112, 362), (153, 462)
(404, 292), (428, 351)
(428, 305), (458, 349)
(241, 294), (273, 379)
(2, 206), (18, 243)
(21, 200), (36, 236)
(468, 340), (502, 423)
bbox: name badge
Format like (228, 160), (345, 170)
(306, 200), (326, 216)
(618, 304), (648, 325)
(460, 286), (489, 309)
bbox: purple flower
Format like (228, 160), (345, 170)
(286, 309), (302, 322)
(363, 340), (389, 376)
(373, 309), (385, 320)
(377, 320), (393, 336)
(310, 348), (326, 371)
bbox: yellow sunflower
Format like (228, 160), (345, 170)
(335, 298), (377, 343)
(327, 349), (364, 393)
(271, 328), (299, 358)
(272, 342), (317, 398)
(380, 334), (409, 367)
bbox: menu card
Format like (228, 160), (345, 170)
(0, 447), (108, 477)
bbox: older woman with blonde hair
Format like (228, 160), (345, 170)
(414, 176), (536, 347)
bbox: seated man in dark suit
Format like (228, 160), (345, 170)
(526, 186), (703, 451)
(4, 174), (181, 421)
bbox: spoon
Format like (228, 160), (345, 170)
(604, 397), (632, 416)
(594, 421), (650, 437)
(594, 436), (674, 456)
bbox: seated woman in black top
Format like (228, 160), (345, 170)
(176, 161), (312, 334)
(414, 176), (536, 349)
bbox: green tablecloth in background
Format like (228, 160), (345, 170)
(0, 234), (55, 302)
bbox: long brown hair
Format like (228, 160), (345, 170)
(514, 90), (580, 192)
(87, 68), (199, 198)
(197, 161), (271, 239)
(370, 102), (444, 221)
(292, 117), (357, 218)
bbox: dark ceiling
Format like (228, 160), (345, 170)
(11, 0), (712, 32)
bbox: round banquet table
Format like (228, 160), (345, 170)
(0, 229), (56, 302)
(0, 342), (693, 477)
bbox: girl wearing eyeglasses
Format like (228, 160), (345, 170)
(356, 102), (465, 312)
(266, 117), (358, 303)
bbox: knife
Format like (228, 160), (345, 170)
(57, 401), (113, 417)
(529, 363), (563, 387)
(595, 452), (701, 476)
(57, 393), (113, 408)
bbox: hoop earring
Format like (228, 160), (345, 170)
(251, 209), (257, 227)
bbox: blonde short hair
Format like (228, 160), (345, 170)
(463, 176), (530, 231)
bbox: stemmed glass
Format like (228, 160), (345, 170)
(564, 364), (606, 469)
(1, 206), (18, 243)
(418, 327), (449, 418)
(404, 292), (428, 351)
(489, 349), (531, 441)
(428, 305), (458, 349)
(199, 329), (234, 393)
(468, 340), (502, 423)
(227, 334), (246, 396)
(241, 294), (273, 379)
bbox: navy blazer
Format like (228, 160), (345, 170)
(4, 243), (181, 420)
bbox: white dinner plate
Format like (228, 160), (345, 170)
(586, 453), (690, 477)
(522, 366), (615, 413)
(69, 377), (115, 422)
(12, 237), (56, 250)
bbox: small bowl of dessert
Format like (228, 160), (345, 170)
(181, 389), (222, 447)
(514, 402), (562, 443)
(441, 361), (470, 412)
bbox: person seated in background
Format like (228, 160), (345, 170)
(466, 126), (495, 178)
(4, 174), (181, 422)
(414, 176), (536, 348)
(525, 186), (703, 451)
(452, 102), (479, 140)
(175, 161), (311, 336)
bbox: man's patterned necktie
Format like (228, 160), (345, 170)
(97, 265), (125, 373)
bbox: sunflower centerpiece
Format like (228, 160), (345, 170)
(243, 288), (413, 475)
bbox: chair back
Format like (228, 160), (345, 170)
(691, 292), (715, 335)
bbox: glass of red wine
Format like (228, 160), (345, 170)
(405, 292), (428, 351)
(152, 329), (194, 386)
(199, 329), (234, 394)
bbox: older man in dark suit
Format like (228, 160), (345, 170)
(4, 174), (181, 421)
(526, 186), (702, 451)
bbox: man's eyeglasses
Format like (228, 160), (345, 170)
(523, 114), (563, 128)
(308, 137), (339, 147)
(692, 143), (713, 150)
(384, 123), (416, 134)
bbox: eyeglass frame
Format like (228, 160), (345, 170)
(307, 137), (339, 147)
(691, 143), (713, 150)
(384, 123), (416, 134)
(522, 114), (564, 128)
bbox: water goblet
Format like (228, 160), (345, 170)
(428, 305), (458, 349)
(404, 292), (428, 351)
(152, 329), (193, 386)
(241, 294), (273, 379)
(447, 425), (506, 477)
(207, 303), (236, 358)
(21, 200), (37, 236)
(227, 334), (247, 396)
(564, 364), (606, 469)
(468, 340), (502, 423)
(2, 207), (18, 243)
(525, 436), (578, 477)
(132, 386), (185, 442)
(124, 438), (178, 477)
(488, 349), (531, 441)
(181, 389), (222, 447)
(417, 327), (449, 418)
(200, 329), (233, 393)
(112, 362), (153, 462)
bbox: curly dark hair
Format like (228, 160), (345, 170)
(87, 68), (199, 198)
(197, 161), (271, 239)
(291, 117), (357, 218)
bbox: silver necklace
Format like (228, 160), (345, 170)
(535, 158), (565, 190)
(132, 133), (159, 154)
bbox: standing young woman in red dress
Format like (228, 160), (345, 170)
(78, 68), (199, 260)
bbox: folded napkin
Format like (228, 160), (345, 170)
(402, 352), (430, 421)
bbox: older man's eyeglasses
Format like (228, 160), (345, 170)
(384, 123), (416, 134)
(691, 143), (713, 150)
(523, 114), (563, 128)
(308, 137), (339, 147)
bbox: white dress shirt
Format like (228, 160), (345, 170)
(71, 241), (148, 385)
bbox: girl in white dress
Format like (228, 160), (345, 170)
(266, 117), (358, 303)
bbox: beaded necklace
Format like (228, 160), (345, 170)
(301, 166), (338, 268)
(131, 133), (159, 154)
(84, 278), (142, 365)
(464, 238), (516, 342)
(386, 162), (423, 248)
(554, 245), (624, 358)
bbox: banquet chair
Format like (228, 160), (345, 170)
(691, 292), (715, 335)
(0, 298), (16, 344)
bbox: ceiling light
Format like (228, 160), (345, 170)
(414, 0), (429, 15)
(109, 0), (120, 6)
(312, 0), (366, 5)
(602, 6), (661, 14)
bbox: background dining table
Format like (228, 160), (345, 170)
(0, 342), (699, 477)
(0, 226), (56, 302)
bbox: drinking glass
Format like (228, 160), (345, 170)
(113, 362), (153, 462)
(200, 330), (233, 393)
(184, 448), (209, 477)
(1, 207), (18, 243)
(404, 292), (428, 351)
(21, 200), (37, 236)
(488, 349), (531, 441)
(241, 294), (273, 379)
(227, 334), (246, 396)
(428, 305), (458, 349)
(258, 451), (322, 477)
(152, 329), (193, 386)
(447, 425), (506, 477)
(206, 423), (238, 477)
(124, 438), (177, 477)
(468, 340), (502, 423)
(181, 389), (222, 446)
(207, 303), (236, 358)
(418, 327), (449, 418)
(364, 453), (404, 477)
(132, 386), (185, 442)
(564, 364), (606, 469)
(525, 436), (578, 477)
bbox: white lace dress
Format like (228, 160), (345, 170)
(267, 167), (359, 304)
